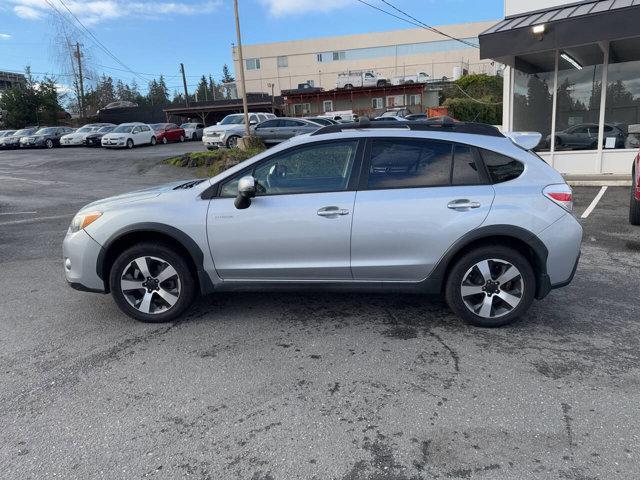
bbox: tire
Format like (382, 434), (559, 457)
(445, 246), (535, 328)
(377, 80), (387, 87)
(226, 135), (240, 149)
(207, 147), (214, 151)
(162, 136), (168, 144)
(191, 133), (197, 141)
(344, 84), (353, 89)
(179, 135), (185, 142)
(109, 242), (196, 323)
(45, 139), (54, 149)
(150, 136), (157, 146)
(126, 139), (134, 149)
(630, 169), (640, 225)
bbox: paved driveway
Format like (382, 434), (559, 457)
(0, 146), (638, 479)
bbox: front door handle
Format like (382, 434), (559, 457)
(317, 206), (349, 217)
(447, 199), (481, 210)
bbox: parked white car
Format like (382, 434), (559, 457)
(60, 123), (114, 146)
(180, 122), (205, 141)
(202, 113), (276, 149)
(391, 72), (429, 85)
(101, 123), (156, 149)
(336, 70), (388, 89)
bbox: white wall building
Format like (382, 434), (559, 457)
(480, 0), (640, 176)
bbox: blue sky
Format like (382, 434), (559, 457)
(0, 0), (503, 95)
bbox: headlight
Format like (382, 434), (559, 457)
(68, 211), (102, 234)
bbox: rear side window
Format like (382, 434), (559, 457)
(368, 138), (452, 189)
(452, 145), (481, 185)
(480, 149), (524, 183)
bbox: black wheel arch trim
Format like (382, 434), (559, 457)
(427, 224), (550, 299)
(95, 222), (214, 295)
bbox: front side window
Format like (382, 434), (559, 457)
(367, 139), (452, 189)
(257, 119), (280, 128)
(220, 141), (358, 197)
(480, 149), (524, 183)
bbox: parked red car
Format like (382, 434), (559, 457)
(631, 151), (640, 225)
(150, 123), (185, 144)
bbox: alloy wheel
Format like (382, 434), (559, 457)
(227, 136), (239, 148)
(120, 256), (181, 315)
(460, 258), (524, 319)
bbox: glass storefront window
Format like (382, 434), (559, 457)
(554, 44), (603, 151)
(604, 39), (640, 150)
(513, 53), (555, 152)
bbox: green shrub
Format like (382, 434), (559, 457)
(165, 147), (265, 177)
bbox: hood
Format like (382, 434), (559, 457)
(80, 179), (202, 212)
(204, 124), (243, 133)
(63, 131), (90, 139)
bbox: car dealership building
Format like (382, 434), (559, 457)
(480, 0), (640, 176)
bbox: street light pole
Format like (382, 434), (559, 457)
(234, 0), (250, 137)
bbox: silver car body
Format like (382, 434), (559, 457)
(64, 126), (582, 300)
(181, 123), (204, 141)
(202, 113), (276, 148)
(252, 117), (322, 145)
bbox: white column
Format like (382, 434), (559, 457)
(502, 64), (513, 131)
(596, 41), (610, 174)
(550, 50), (559, 168)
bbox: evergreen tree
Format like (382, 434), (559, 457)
(221, 64), (235, 83)
(195, 75), (208, 102)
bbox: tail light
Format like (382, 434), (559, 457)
(543, 184), (573, 212)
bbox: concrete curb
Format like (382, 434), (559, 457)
(567, 180), (631, 186)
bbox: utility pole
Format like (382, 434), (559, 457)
(267, 82), (275, 114)
(74, 43), (85, 118)
(234, 0), (250, 137)
(180, 63), (190, 107)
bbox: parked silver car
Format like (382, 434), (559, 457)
(63, 119), (582, 327)
(202, 113), (277, 149)
(180, 122), (205, 141)
(252, 117), (323, 145)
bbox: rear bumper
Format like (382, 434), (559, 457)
(537, 213), (583, 288)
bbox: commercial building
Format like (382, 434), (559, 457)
(480, 0), (640, 176)
(0, 71), (26, 93)
(233, 21), (498, 96)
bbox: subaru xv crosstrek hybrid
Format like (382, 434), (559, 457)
(63, 118), (582, 327)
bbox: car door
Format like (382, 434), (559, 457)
(140, 125), (153, 144)
(350, 137), (495, 281)
(207, 139), (363, 281)
(254, 119), (280, 144)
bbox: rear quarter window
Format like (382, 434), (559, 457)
(480, 149), (524, 183)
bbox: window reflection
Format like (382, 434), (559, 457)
(554, 45), (603, 151)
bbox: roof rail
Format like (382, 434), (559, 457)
(310, 116), (504, 138)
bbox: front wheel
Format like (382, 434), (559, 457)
(445, 246), (535, 327)
(179, 135), (185, 142)
(45, 139), (54, 149)
(226, 135), (240, 149)
(191, 133), (197, 141)
(162, 136), (168, 144)
(109, 242), (196, 323)
(126, 139), (134, 149)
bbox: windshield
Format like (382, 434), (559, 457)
(380, 111), (400, 117)
(14, 129), (34, 136)
(150, 124), (166, 131)
(35, 127), (56, 135)
(97, 126), (114, 133)
(1, 131), (15, 137)
(76, 126), (94, 133)
(220, 115), (245, 125)
(112, 125), (134, 133)
(181, 123), (197, 128)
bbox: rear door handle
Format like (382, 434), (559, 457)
(317, 206), (349, 217)
(447, 199), (481, 210)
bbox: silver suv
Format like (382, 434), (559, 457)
(63, 119), (582, 327)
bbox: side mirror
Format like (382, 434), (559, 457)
(234, 175), (256, 209)
(249, 120), (257, 125)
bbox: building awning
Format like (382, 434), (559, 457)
(480, 0), (640, 62)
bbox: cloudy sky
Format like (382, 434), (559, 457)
(0, 0), (502, 94)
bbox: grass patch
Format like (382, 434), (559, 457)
(165, 147), (265, 177)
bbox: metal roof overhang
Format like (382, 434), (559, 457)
(479, 0), (640, 64)
(163, 101), (276, 117)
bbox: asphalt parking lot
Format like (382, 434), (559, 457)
(0, 145), (638, 480)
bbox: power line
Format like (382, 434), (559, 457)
(356, 0), (479, 49)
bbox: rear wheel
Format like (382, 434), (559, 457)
(150, 136), (157, 146)
(109, 242), (196, 323)
(179, 134), (185, 142)
(126, 139), (134, 149)
(376, 80), (387, 87)
(45, 139), (54, 149)
(344, 83), (353, 89)
(630, 169), (640, 225)
(445, 246), (535, 327)
(191, 133), (197, 141)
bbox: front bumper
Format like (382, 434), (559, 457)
(61, 138), (84, 146)
(63, 229), (106, 293)
(102, 138), (126, 148)
(202, 133), (226, 148)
